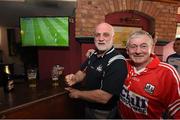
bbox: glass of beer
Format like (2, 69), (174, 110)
(51, 65), (64, 87)
(27, 68), (37, 88)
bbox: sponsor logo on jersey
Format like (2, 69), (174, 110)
(144, 83), (155, 94)
(120, 86), (148, 115)
(96, 65), (103, 72)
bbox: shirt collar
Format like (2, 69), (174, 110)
(128, 54), (160, 74)
(146, 54), (160, 69)
(94, 47), (115, 58)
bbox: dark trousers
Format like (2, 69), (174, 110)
(85, 106), (118, 119)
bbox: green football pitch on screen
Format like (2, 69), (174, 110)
(20, 17), (69, 47)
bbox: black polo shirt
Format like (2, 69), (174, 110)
(81, 47), (128, 110)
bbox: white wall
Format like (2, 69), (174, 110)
(163, 41), (175, 62)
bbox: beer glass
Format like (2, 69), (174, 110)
(27, 68), (37, 88)
(51, 65), (64, 87)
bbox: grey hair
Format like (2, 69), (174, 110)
(126, 30), (154, 47)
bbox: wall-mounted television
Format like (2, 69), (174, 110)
(20, 17), (69, 47)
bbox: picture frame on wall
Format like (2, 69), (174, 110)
(113, 26), (142, 48)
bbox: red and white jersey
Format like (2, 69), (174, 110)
(118, 54), (180, 119)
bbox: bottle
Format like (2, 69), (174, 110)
(3, 65), (14, 92)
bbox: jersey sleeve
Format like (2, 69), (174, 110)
(80, 58), (88, 71)
(162, 67), (180, 118)
(101, 59), (128, 96)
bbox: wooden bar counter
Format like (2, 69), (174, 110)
(0, 79), (84, 119)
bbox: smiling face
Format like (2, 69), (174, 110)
(94, 23), (114, 52)
(126, 31), (154, 69)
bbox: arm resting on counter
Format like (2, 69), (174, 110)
(65, 87), (112, 104)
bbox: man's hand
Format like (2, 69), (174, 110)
(65, 71), (86, 86)
(65, 87), (81, 99)
(65, 74), (77, 86)
(86, 49), (95, 57)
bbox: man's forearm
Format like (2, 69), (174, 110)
(78, 89), (112, 104)
(74, 70), (86, 83)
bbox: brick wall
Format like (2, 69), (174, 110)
(75, 0), (180, 42)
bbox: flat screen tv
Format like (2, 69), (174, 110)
(20, 17), (69, 47)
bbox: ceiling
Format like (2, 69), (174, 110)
(0, 0), (179, 28)
(0, 0), (76, 27)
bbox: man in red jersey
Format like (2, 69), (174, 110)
(118, 30), (180, 119)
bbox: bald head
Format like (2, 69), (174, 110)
(95, 23), (114, 36)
